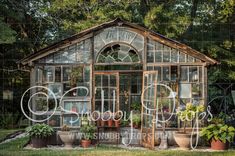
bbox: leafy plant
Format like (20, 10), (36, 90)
(200, 123), (235, 143)
(177, 103), (204, 133)
(120, 119), (129, 127)
(132, 113), (141, 126)
(70, 67), (83, 86)
(26, 123), (54, 138)
(0, 112), (20, 129)
(80, 124), (96, 140)
(130, 102), (141, 112)
(61, 125), (70, 131)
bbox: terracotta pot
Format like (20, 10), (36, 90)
(101, 120), (106, 127)
(81, 140), (91, 148)
(96, 119), (101, 127)
(91, 139), (97, 145)
(108, 119), (113, 127)
(58, 131), (76, 148)
(31, 137), (47, 148)
(174, 132), (196, 150)
(211, 139), (229, 150)
(133, 124), (139, 129)
(114, 120), (120, 127)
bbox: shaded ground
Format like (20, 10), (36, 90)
(0, 129), (24, 141)
(0, 136), (235, 156)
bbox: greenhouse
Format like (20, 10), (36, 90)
(19, 18), (218, 148)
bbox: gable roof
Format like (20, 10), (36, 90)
(18, 18), (218, 66)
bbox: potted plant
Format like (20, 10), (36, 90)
(107, 113), (113, 127)
(101, 112), (110, 127)
(200, 118), (235, 150)
(114, 113), (121, 127)
(174, 103), (204, 149)
(58, 125), (76, 148)
(121, 119), (130, 127)
(132, 113), (141, 129)
(130, 102), (141, 113)
(26, 123), (54, 148)
(80, 124), (96, 148)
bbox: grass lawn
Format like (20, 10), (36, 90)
(0, 137), (235, 156)
(0, 129), (23, 141)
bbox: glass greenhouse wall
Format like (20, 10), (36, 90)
(19, 19), (217, 129)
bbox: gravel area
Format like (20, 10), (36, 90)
(0, 132), (26, 145)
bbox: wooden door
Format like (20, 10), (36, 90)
(141, 71), (158, 149)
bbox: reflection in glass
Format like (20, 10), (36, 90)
(180, 66), (188, 82)
(163, 66), (170, 81)
(44, 66), (54, 82)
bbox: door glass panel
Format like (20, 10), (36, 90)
(94, 73), (118, 112)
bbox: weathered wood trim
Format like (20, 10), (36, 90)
(146, 62), (205, 66)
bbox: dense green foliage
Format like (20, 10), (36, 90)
(177, 103), (204, 132)
(26, 123), (54, 138)
(0, 0), (234, 120)
(200, 123), (235, 143)
(80, 124), (96, 140)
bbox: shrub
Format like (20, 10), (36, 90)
(200, 123), (235, 143)
(26, 123), (54, 138)
(80, 124), (96, 140)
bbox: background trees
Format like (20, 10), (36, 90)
(0, 0), (234, 127)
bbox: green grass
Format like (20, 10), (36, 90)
(0, 129), (23, 141)
(0, 137), (235, 156)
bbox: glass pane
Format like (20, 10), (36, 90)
(147, 66), (153, 70)
(63, 67), (71, 82)
(95, 75), (101, 87)
(180, 83), (191, 98)
(48, 83), (62, 98)
(55, 67), (61, 82)
(63, 116), (80, 126)
(154, 66), (161, 81)
(199, 67), (202, 82)
(84, 66), (90, 82)
(163, 66), (170, 81)
(179, 52), (186, 62)
(171, 66), (178, 81)
(187, 55), (194, 62)
(35, 98), (47, 112)
(189, 66), (198, 82)
(147, 51), (154, 62)
(163, 46), (170, 62)
(45, 54), (54, 63)
(171, 49), (178, 63)
(155, 51), (162, 62)
(192, 83), (200, 98)
(110, 75), (116, 87)
(44, 66), (54, 82)
(102, 75), (109, 87)
(48, 115), (60, 127)
(54, 51), (62, 63)
(63, 83), (73, 96)
(180, 66), (188, 82)
(36, 67), (42, 83)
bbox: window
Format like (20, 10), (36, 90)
(147, 38), (200, 63)
(179, 66), (204, 105)
(43, 66), (54, 82)
(96, 43), (140, 64)
(94, 27), (144, 58)
(36, 39), (91, 64)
